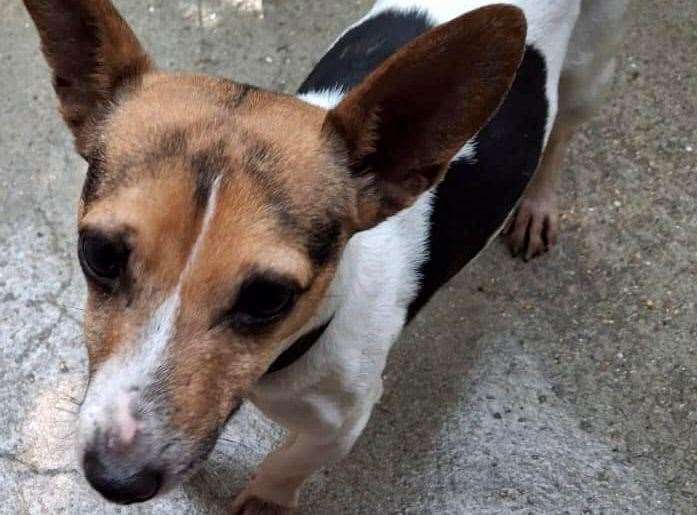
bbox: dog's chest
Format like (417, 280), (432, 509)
(300, 5), (550, 317)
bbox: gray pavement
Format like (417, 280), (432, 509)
(1, 1), (696, 513)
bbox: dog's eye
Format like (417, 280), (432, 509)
(229, 277), (299, 330)
(78, 232), (129, 288)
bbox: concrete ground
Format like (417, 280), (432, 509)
(1, 0), (695, 513)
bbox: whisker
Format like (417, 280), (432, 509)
(59, 394), (84, 407)
(61, 305), (85, 312)
(55, 406), (79, 416)
(45, 298), (86, 312)
(217, 436), (264, 456)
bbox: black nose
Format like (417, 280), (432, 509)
(83, 449), (162, 504)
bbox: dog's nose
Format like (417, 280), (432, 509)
(83, 446), (162, 504)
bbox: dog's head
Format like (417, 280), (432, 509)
(24, 0), (526, 504)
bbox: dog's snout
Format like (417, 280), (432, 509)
(83, 446), (162, 505)
(81, 395), (162, 505)
(112, 392), (140, 449)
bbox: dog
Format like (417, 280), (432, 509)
(22, 0), (627, 512)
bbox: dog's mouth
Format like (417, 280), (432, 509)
(79, 398), (244, 504)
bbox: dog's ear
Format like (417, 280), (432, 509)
(324, 5), (527, 230)
(23, 0), (152, 156)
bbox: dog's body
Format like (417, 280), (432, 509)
(22, 0), (626, 513)
(250, 1), (627, 509)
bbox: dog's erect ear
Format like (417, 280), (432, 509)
(23, 0), (152, 156)
(324, 5), (527, 230)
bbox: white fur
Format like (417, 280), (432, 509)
(79, 178), (222, 446)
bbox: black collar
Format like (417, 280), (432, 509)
(265, 318), (333, 375)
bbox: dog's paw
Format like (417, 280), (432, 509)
(504, 191), (559, 261)
(231, 495), (296, 515)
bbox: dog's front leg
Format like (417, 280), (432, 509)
(231, 385), (382, 514)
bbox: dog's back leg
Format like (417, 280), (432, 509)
(559, 0), (629, 126)
(506, 0), (629, 260)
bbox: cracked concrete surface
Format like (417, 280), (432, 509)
(1, 1), (696, 513)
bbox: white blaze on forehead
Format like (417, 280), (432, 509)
(80, 177), (223, 439)
(129, 175), (222, 373)
(180, 175), (224, 281)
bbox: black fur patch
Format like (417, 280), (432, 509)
(408, 46), (549, 319)
(306, 217), (342, 267)
(158, 127), (188, 158)
(191, 140), (227, 208)
(114, 126), (188, 174)
(225, 82), (258, 109)
(297, 9), (433, 94)
(241, 138), (299, 231)
(82, 147), (106, 205)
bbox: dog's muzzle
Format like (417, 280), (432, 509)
(82, 426), (163, 504)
